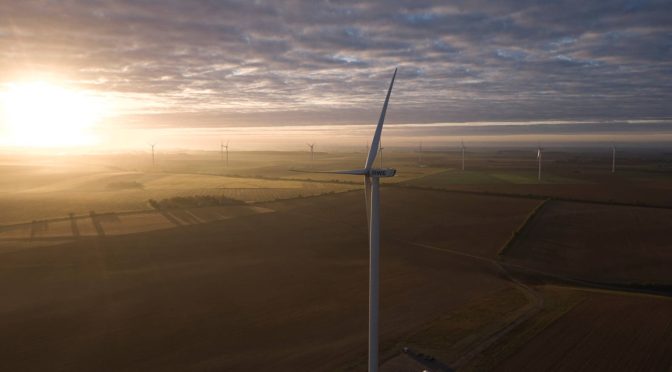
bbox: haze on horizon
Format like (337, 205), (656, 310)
(0, 0), (671, 150)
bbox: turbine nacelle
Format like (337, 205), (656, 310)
(369, 168), (396, 177)
(306, 167), (396, 178)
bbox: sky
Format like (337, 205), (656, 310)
(0, 0), (671, 149)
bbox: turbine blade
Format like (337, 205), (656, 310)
(365, 68), (397, 170)
(290, 168), (367, 175)
(364, 175), (372, 227)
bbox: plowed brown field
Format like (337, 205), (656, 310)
(494, 291), (672, 372)
(502, 200), (672, 285)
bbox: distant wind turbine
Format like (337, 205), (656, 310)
(537, 145), (543, 181)
(461, 140), (466, 171)
(299, 68), (397, 372)
(611, 144), (616, 174)
(307, 143), (315, 162)
(221, 140), (229, 167)
(150, 143), (156, 168)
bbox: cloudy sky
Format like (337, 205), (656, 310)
(1, 0), (671, 148)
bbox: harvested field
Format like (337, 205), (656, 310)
(493, 290), (672, 372)
(0, 188), (536, 371)
(502, 200), (672, 285)
(377, 188), (540, 259)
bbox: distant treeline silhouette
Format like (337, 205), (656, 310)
(149, 195), (246, 209)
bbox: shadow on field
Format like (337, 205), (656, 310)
(89, 211), (121, 237)
(29, 220), (48, 240)
(69, 213), (80, 238)
(381, 347), (454, 372)
(157, 209), (184, 226)
(170, 209), (202, 225)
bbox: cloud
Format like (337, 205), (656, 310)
(0, 0), (671, 129)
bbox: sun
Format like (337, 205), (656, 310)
(1, 81), (105, 147)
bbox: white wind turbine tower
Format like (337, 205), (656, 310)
(460, 140), (466, 171)
(537, 145), (543, 181)
(301, 68), (397, 372)
(611, 144), (616, 174)
(150, 143), (156, 168)
(221, 140), (230, 167)
(307, 143), (315, 162)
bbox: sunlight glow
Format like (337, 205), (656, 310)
(1, 81), (106, 147)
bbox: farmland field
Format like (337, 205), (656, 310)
(501, 200), (672, 285)
(0, 187), (539, 371)
(1, 149), (671, 371)
(0, 158), (357, 224)
(402, 149), (672, 207)
(0, 205), (274, 252)
(492, 289), (672, 372)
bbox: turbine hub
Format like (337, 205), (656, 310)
(369, 168), (396, 177)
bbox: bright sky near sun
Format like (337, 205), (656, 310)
(0, 81), (110, 147)
(0, 1), (670, 150)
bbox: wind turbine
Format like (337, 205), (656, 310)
(307, 143), (315, 162)
(150, 143), (156, 168)
(460, 140), (466, 171)
(300, 69), (397, 371)
(537, 145), (543, 181)
(221, 140), (230, 167)
(611, 144), (616, 174)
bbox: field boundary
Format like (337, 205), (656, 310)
(0, 201), (269, 232)
(161, 169), (364, 185)
(497, 198), (550, 257)
(0, 208), (157, 231)
(500, 259), (672, 298)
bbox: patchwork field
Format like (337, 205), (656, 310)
(0, 188), (539, 371)
(1, 149), (671, 371)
